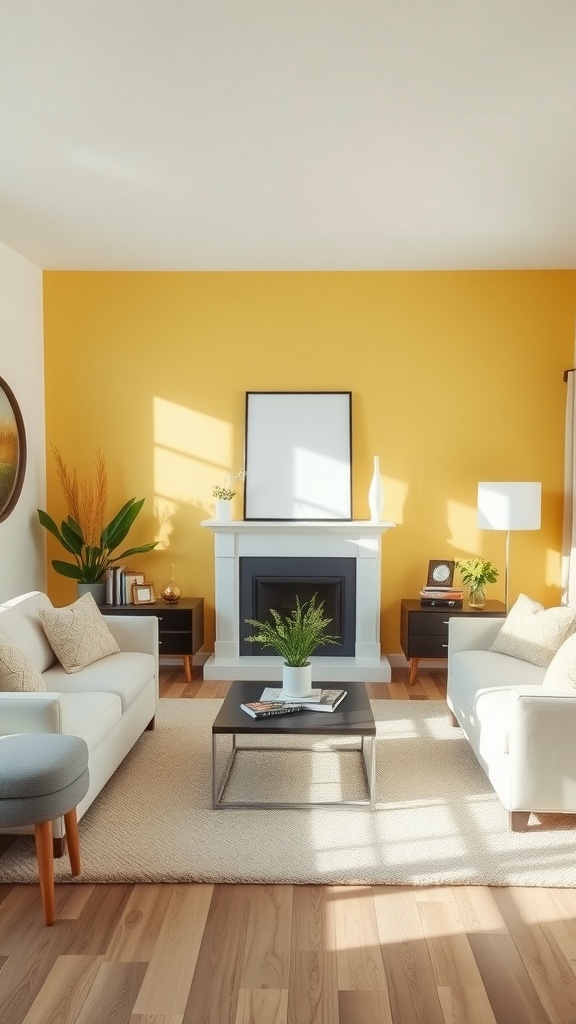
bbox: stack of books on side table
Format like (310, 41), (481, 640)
(241, 687), (347, 718)
(419, 586), (464, 608)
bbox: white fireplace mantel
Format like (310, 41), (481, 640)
(201, 518), (396, 683)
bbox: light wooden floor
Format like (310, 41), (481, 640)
(1, 666), (576, 1024)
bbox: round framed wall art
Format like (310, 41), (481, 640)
(0, 376), (27, 522)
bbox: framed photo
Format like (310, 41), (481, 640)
(426, 560), (455, 588)
(0, 376), (27, 523)
(124, 571), (145, 604)
(244, 391), (352, 520)
(133, 583), (156, 605)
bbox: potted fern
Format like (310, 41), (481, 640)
(245, 593), (340, 697)
(456, 557), (499, 608)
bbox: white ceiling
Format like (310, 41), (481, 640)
(2, 1), (576, 271)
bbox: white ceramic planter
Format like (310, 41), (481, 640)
(216, 499), (232, 521)
(282, 663), (313, 699)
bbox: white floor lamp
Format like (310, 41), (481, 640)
(477, 482), (542, 610)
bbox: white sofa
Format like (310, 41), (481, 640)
(447, 614), (576, 830)
(0, 591), (158, 851)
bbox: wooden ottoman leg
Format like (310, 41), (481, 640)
(64, 808), (81, 876)
(34, 820), (55, 926)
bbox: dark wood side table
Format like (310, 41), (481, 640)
(102, 597), (204, 683)
(400, 598), (506, 686)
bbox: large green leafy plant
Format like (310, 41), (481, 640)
(457, 557), (499, 592)
(245, 593), (340, 666)
(37, 448), (158, 583)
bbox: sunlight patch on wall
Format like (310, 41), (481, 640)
(546, 546), (562, 589)
(153, 397), (234, 548)
(446, 499), (480, 555)
(382, 476), (408, 525)
(292, 446), (349, 519)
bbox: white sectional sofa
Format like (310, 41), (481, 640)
(0, 591), (158, 851)
(447, 614), (576, 830)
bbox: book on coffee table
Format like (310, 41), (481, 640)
(260, 687), (347, 712)
(240, 701), (303, 719)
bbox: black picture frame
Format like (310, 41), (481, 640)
(243, 391), (353, 520)
(0, 376), (26, 523)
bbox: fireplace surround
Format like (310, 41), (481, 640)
(202, 519), (395, 682)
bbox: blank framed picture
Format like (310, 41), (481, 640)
(244, 391), (352, 520)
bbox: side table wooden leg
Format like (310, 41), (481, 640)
(409, 657), (419, 686)
(183, 655), (192, 683)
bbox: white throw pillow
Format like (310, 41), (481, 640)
(0, 632), (46, 691)
(543, 631), (576, 690)
(489, 593), (576, 668)
(38, 592), (120, 674)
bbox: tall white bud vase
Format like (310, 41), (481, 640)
(368, 455), (384, 522)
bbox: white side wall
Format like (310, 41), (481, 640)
(0, 241), (46, 601)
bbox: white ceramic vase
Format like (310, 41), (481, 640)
(216, 498), (232, 521)
(282, 663), (313, 699)
(368, 455), (384, 522)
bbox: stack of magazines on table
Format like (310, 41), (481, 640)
(419, 585), (464, 608)
(240, 687), (347, 718)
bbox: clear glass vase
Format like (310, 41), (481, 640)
(468, 585), (486, 609)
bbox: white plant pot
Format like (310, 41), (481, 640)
(216, 499), (232, 521)
(282, 663), (313, 699)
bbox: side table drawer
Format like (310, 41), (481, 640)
(157, 609), (192, 632)
(159, 631), (193, 655)
(408, 612), (452, 636)
(407, 635), (449, 658)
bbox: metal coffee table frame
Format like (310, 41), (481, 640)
(211, 681), (377, 811)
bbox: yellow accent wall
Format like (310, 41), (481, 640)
(43, 270), (576, 655)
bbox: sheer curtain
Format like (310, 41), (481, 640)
(562, 371), (576, 603)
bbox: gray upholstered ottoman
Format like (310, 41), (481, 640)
(0, 733), (89, 925)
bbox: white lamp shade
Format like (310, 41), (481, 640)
(477, 482), (541, 531)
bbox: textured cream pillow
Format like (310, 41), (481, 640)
(490, 593), (576, 668)
(38, 592), (120, 673)
(0, 632), (46, 691)
(543, 631), (576, 690)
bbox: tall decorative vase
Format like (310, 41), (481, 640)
(216, 499), (232, 522)
(368, 455), (384, 522)
(282, 663), (313, 699)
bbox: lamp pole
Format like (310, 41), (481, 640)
(504, 529), (511, 611)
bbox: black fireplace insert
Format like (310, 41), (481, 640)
(239, 556), (356, 657)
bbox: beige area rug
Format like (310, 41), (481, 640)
(2, 698), (576, 887)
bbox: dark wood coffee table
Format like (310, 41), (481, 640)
(211, 681), (376, 809)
